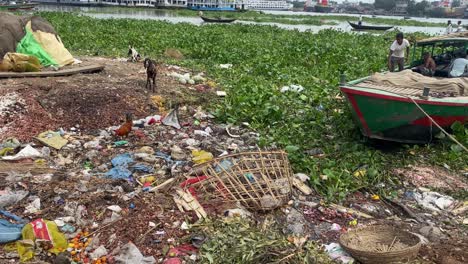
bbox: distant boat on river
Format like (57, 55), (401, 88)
(348, 21), (394, 31)
(187, 0), (245, 11)
(0, 1), (38, 10)
(200, 16), (236, 23)
(304, 0), (334, 13)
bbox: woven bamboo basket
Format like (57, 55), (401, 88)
(185, 150), (293, 211)
(339, 225), (421, 264)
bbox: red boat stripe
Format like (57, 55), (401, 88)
(411, 116), (467, 126)
(346, 93), (372, 136)
(341, 87), (468, 107)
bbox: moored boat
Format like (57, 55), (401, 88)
(303, 0), (334, 13)
(314, 4), (333, 13)
(340, 33), (468, 144)
(0, 2), (38, 10)
(200, 16), (236, 23)
(348, 21), (394, 31)
(187, 0), (245, 12)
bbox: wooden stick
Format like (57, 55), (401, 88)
(149, 178), (175, 192)
(136, 223), (160, 243)
(388, 236), (397, 251)
(384, 198), (422, 223)
(85, 218), (122, 238)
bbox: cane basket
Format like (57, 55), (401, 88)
(339, 225), (421, 264)
(185, 150), (293, 210)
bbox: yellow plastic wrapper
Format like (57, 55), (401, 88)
(192, 150), (213, 164)
(2, 52), (41, 73)
(150, 95), (166, 114)
(17, 219), (67, 262)
(35, 130), (68, 150)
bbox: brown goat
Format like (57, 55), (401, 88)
(143, 58), (157, 92)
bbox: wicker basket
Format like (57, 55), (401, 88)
(184, 150), (293, 211)
(339, 225), (421, 264)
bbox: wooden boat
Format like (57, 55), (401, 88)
(348, 21), (394, 31)
(340, 34), (468, 144)
(200, 16), (236, 23)
(0, 2), (38, 11)
(0, 64), (104, 78)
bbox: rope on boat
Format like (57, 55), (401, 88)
(409, 97), (468, 153)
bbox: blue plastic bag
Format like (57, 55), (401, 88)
(111, 153), (133, 167)
(0, 210), (27, 244)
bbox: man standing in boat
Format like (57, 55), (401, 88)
(388, 32), (410, 72)
(446, 20), (453, 35)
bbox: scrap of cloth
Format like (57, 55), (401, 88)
(361, 70), (467, 96)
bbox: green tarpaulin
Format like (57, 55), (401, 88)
(16, 30), (57, 67)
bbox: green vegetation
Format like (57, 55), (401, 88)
(194, 217), (333, 264)
(39, 12), (467, 201)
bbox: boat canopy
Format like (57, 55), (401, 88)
(416, 32), (468, 45)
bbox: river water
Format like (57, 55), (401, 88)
(36, 4), (456, 35)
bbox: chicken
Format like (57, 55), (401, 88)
(114, 113), (133, 137)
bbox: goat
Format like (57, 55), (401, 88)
(128, 46), (141, 62)
(144, 58), (157, 93)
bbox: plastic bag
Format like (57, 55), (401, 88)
(1, 52), (41, 72)
(114, 242), (156, 264)
(17, 219), (67, 262)
(191, 150), (213, 164)
(2, 145), (42, 161)
(16, 30), (57, 67)
(35, 131), (68, 150)
(0, 210), (27, 244)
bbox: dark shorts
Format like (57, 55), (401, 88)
(420, 67), (434, 77)
(390, 56), (405, 72)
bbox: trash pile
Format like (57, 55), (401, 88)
(0, 102), (270, 263)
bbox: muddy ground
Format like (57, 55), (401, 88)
(0, 57), (217, 141)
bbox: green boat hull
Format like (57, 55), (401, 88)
(340, 86), (468, 143)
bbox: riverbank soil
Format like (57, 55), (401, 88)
(0, 57), (467, 264)
(0, 57), (216, 141)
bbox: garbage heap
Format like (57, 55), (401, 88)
(0, 105), (266, 263)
